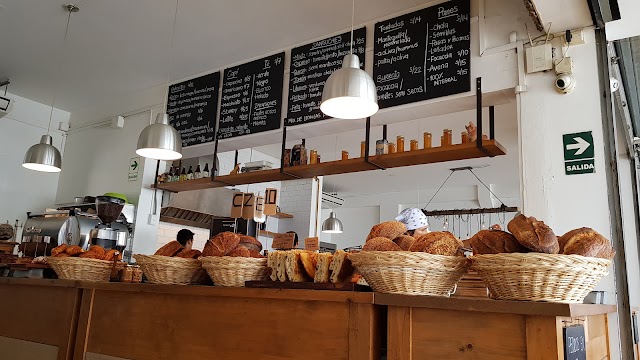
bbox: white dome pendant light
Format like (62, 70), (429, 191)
(320, 0), (378, 120)
(136, 0), (183, 161)
(23, 4), (79, 173)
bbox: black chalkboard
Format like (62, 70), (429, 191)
(373, 0), (470, 109)
(286, 28), (367, 126)
(218, 52), (285, 139)
(563, 325), (587, 360)
(167, 72), (220, 147)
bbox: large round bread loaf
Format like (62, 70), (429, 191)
(362, 237), (402, 251)
(392, 235), (416, 251)
(507, 214), (559, 254)
(559, 227), (615, 259)
(469, 230), (529, 255)
(366, 221), (407, 242)
(410, 232), (463, 256)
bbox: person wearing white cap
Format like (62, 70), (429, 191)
(395, 208), (430, 237)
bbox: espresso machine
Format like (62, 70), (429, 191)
(89, 196), (128, 251)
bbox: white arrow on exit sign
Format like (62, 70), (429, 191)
(566, 137), (590, 155)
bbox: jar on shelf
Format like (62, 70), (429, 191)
(310, 150), (318, 164)
(410, 139), (419, 151)
(388, 142), (396, 154)
(397, 136), (405, 153)
(341, 150), (349, 160)
(461, 131), (469, 144)
(423, 132), (432, 149)
(360, 141), (366, 158)
(443, 129), (452, 146)
(376, 139), (388, 155)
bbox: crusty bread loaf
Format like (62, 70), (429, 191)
(51, 244), (67, 257)
(366, 221), (407, 242)
(175, 249), (202, 259)
(210, 232), (241, 256)
(329, 250), (355, 284)
(202, 240), (223, 257)
(267, 251), (278, 281)
(238, 235), (263, 253)
(560, 227), (615, 259)
(300, 251), (318, 278)
(362, 237), (402, 251)
(410, 232), (463, 256)
(469, 230), (529, 255)
(393, 235), (416, 251)
(286, 250), (308, 282)
(507, 214), (559, 254)
(276, 251), (288, 282)
(65, 245), (84, 256)
(314, 252), (333, 283)
(154, 241), (183, 256)
(227, 246), (250, 257)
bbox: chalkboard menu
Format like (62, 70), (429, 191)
(373, 0), (470, 109)
(286, 27), (367, 126)
(167, 72), (220, 147)
(218, 52), (285, 139)
(563, 325), (586, 360)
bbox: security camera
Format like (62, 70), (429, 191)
(555, 73), (576, 94)
(610, 77), (620, 93)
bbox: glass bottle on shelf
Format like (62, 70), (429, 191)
(194, 164), (202, 179)
(203, 163), (210, 178)
(186, 166), (194, 180)
(180, 167), (187, 181)
(173, 167), (180, 182)
(167, 168), (174, 182)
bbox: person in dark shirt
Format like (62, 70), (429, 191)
(176, 229), (194, 250)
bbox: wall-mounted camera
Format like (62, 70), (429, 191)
(555, 73), (576, 94)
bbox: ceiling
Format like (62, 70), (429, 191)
(0, 0), (429, 113)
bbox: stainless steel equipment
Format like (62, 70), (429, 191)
(22, 211), (80, 256)
(89, 196), (128, 251)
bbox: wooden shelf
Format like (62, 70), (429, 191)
(271, 212), (293, 219)
(154, 140), (506, 193)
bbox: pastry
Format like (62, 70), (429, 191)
(393, 235), (416, 251)
(560, 227), (615, 259)
(238, 235), (262, 253)
(88, 245), (106, 256)
(366, 221), (407, 242)
(329, 250), (355, 284)
(300, 251), (318, 278)
(209, 232), (241, 256)
(276, 251), (288, 282)
(51, 244), (68, 257)
(285, 250), (308, 282)
(175, 249), (202, 259)
(65, 245), (84, 256)
(227, 246), (250, 257)
(314, 252), (333, 283)
(469, 230), (529, 255)
(154, 241), (183, 257)
(507, 214), (559, 254)
(54, 252), (71, 258)
(248, 250), (264, 258)
(101, 249), (121, 261)
(79, 251), (102, 259)
(267, 251), (279, 281)
(410, 232), (463, 256)
(362, 237), (402, 251)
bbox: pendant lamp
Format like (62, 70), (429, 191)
(136, 0), (183, 161)
(322, 211), (344, 234)
(320, 0), (378, 120)
(22, 4), (79, 172)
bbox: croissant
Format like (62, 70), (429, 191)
(89, 245), (106, 256)
(79, 251), (102, 259)
(51, 244), (68, 257)
(65, 245), (84, 256)
(102, 249), (121, 261)
(54, 252), (71, 258)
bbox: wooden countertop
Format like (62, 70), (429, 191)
(376, 293), (617, 317)
(0, 277), (78, 288)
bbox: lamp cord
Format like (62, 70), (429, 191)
(423, 170), (454, 210)
(349, 0), (355, 54)
(163, 0), (180, 112)
(46, 8), (74, 136)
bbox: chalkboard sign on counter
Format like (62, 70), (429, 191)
(218, 52), (285, 139)
(167, 72), (220, 147)
(373, 0), (470, 109)
(563, 325), (586, 360)
(286, 28), (367, 126)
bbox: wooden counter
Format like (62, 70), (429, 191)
(377, 294), (617, 360)
(0, 278), (82, 360)
(73, 282), (382, 360)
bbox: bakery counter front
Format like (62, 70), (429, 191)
(379, 294), (616, 360)
(74, 282), (383, 360)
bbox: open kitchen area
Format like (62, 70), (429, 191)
(2, 0), (640, 359)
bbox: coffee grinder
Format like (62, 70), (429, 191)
(89, 196), (128, 251)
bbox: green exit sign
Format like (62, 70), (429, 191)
(563, 132), (594, 175)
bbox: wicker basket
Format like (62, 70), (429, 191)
(349, 252), (470, 296)
(470, 253), (611, 303)
(200, 256), (269, 287)
(47, 257), (114, 282)
(134, 254), (208, 285)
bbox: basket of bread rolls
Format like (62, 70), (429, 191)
(47, 244), (123, 282)
(469, 214), (614, 303)
(134, 241), (207, 285)
(200, 232), (268, 287)
(348, 221), (470, 296)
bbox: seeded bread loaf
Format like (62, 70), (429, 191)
(329, 250), (355, 284)
(410, 232), (463, 256)
(300, 251), (318, 279)
(314, 252), (333, 283)
(286, 250), (308, 282)
(362, 237), (402, 251)
(366, 221), (407, 242)
(393, 235), (416, 251)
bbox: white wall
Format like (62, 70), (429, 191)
(0, 92), (69, 233)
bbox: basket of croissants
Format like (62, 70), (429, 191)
(469, 214), (614, 303)
(134, 243), (207, 285)
(348, 221), (470, 297)
(47, 244), (123, 282)
(199, 232), (268, 287)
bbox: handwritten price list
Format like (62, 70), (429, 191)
(218, 52), (285, 139)
(286, 28), (366, 125)
(373, 0), (470, 109)
(167, 72), (220, 147)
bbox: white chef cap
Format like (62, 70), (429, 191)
(395, 208), (429, 231)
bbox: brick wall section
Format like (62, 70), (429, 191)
(277, 178), (321, 240)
